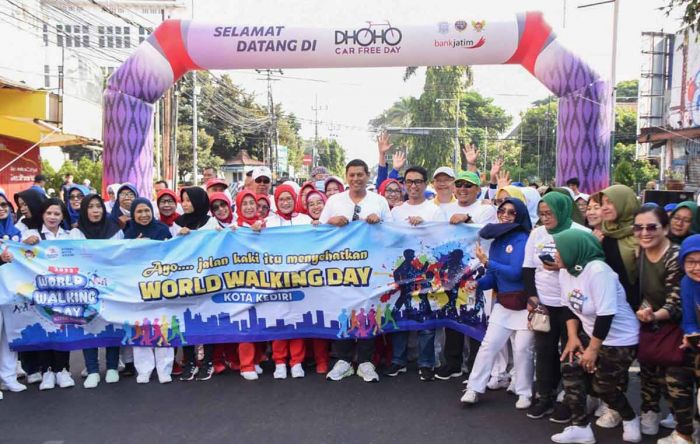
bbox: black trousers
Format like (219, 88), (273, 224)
(33, 350), (70, 372)
(333, 338), (375, 363)
(444, 328), (481, 371)
(534, 305), (568, 402)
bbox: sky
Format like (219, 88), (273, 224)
(190, 0), (683, 163)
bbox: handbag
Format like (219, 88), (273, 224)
(496, 291), (528, 311)
(637, 321), (684, 367)
(528, 306), (551, 332)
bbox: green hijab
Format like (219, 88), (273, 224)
(600, 184), (640, 284)
(541, 192), (573, 234)
(671, 201), (700, 237)
(553, 229), (606, 277)
(550, 187), (586, 226)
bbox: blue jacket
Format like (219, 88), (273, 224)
(680, 234), (700, 334)
(477, 229), (528, 293)
(375, 164), (401, 189)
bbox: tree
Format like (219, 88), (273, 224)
(518, 99), (558, 182)
(277, 112), (305, 174)
(616, 80), (639, 103)
(612, 143), (659, 188)
(316, 138), (346, 177)
(615, 106), (638, 145)
(665, 1), (700, 34)
(41, 158), (103, 194)
(175, 125), (222, 182)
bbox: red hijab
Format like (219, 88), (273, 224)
(256, 194), (271, 219)
(378, 178), (403, 209)
(305, 190), (327, 221)
(209, 192), (233, 225)
(295, 181), (316, 214)
(324, 176), (345, 194)
(274, 184), (298, 221)
(156, 189), (180, 227)
(236, 190), (261, 227)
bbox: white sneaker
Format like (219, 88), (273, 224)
(136, 373), (150, 384)
(273, 364), (288, 380)
(27, 372), (42, 384)
(460, 389), (479, 405)
(16, 362), (26, 378)
(83, 373), (100, 389)
(105, 369), (119, 384)
(640, 410), (660, 436)
(594, 402), (609, 417)
(1, 381), (27, 392)
(657, 431), (693, 444)
(241, 370), (258, 381)
(56, 369), (75, 388)
(326, 360), (354, 381)
(622, 417), (642, 443)
(551, 424), (596, 444)
(357, 362), (379, 383)
(158, 374), (172, 384)
(506, 379), (516, 394)
(80, 368), (88, 378)
(659, 413), (676, 430)
(596, 409), (622, 428)
(255, 364), (263, 375)
(39, 371), (56, 391)
(291, 363), (305, 378)
(486, 375), (510, 390)
(0, 390), (3, 400)
(516, 396), (531, 409)
(462, 378), (469, 385)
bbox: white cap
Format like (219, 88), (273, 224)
(432, 166), (455, 179)
(252, 166), (272, 181)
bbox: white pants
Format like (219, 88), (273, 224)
(133, 347), (174, 379)
(0, 310), (18, 385)
(467, 320), (534, 397)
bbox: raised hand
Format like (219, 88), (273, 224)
(377, 131), (392, 154)
(463, 143), (479, 165)
(496, 170), (511, 189)
(392, 151), (406, 171)
(489, 158), (504, 184)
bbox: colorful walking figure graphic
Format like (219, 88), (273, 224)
(141, 318), (153, 346)
(167, 315), (186, 345)
(393, 249), (428, 312)
(382, 303), (399, 330)
(337, 308), (350, 338)
(158, 315), (170, 346)
(121, 322), (133, 345)
(348, 309), (359, 336)
(357, 308), (368, 337)
(131, 320), (142, 343)
(367, 305), (378, 335)
(374, 304), (383, 334)
(152, 317), (169, 346)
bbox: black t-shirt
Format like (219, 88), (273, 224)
(602, 236), (640, 311)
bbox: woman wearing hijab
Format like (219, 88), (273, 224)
(575, 194), (590, 220)
(668, 202), (699, 245)
(22, 198), (75, 391)
(13, 188), (47, 235)
(105, 183), (120, 213)
(296, 181), (316, 215)
(680, 235), (700, 420)
(549, 188), (587, 227)
(324, 176), (345, 197)
(521, 186), (542, 227)
(209, 192), (234, 228)
(523, 192), (590, 420)
(461, 197), (535, 410)
(65, 184), (91, 228)
(109, 183), (138, 229)
(378, 178), (404, 209)
(551, 230), (641, 444)
(156, 189), (179, 227)
(305, 190), (327, 226)
(257, 195), (271, 220)
(123, 198), (174, 384)
(69, 194), (123, 388)
(0, 192), (21, 241)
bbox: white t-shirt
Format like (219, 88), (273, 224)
(319, 190), (393, 223)
(15, 220), (30, 236)
(25, 225), (71, 240)
(68, 228), (124, 240)
(170, 216), (221, 237)
(265, 212), (312, 227)
(523, 222), (590, 307)
(442, 200), (498, 225)
(390, 200), (446, 226)
(559, 260), (639, 347)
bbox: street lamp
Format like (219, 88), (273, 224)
(436, 97), (460, 170)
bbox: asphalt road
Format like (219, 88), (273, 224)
(0, 355), (664, 444)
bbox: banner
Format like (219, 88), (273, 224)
(0, 222), (487, 351)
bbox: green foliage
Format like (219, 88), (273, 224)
(41, 158), (103, 193)
(616, 80), (639, 103)
(612, 143), (659, 188)
(316, 139), (347, 177)
(175, 125), (222, 181)
(615, 105), (638, 145)
(665, 0), (700, 34)
(518, 100), (558, 182)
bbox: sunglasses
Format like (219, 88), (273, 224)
(352, 204), (361, 221)
(255, 177), (271, 184)
(454, 181), (476, 189)
(0, 202), (9, 209)
(497, 208), (517, 217)
(212, 202), (229, 212)
(632, 223), (660, 233)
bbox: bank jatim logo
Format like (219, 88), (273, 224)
(32, 268), (101, 325)
(335, 21), (402, 46)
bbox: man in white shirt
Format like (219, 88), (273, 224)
(321, 159), (392, 383)
(385, 166), (445, 382)
(251, 166), (276, 211)
(432, 166), (457, 207)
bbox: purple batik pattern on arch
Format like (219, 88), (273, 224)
(102, 90), (154, 198)
(106, 45), (172, 104)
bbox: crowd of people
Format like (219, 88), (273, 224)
(1, 134), (700, 444)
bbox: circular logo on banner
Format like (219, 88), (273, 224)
(455, 20), (468, 31)
(505, 245), (513, 254)
(45, 247), (60, 260)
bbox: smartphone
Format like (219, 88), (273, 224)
(539, 253), (556, 264)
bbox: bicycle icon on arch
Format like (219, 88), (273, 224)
(335, 20), (402, 47)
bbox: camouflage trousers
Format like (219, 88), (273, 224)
(640, 350), (696, 436)
(561, 345), (637, 426)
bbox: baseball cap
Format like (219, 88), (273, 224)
(432, 166), (455, 179)
(454, 171), (481, 186)
(205, 178), (228, 190)
(252, 166), (272, 181)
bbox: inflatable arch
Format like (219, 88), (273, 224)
(103, 11), (610, 196)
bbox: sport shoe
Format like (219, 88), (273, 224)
(83, 373), (100, 389)
(384, 363), (407, 377)
(486, 375), (510, 390)
(196, 362), (214, 381)
(622, 417), (642, 443)
(527, 399), (554, 419)
(179, 362), (197, 382)
(16, 361), (26, 379)
(171, 362), (183, 376)
(357, 362), (379, 383)
(1, 381), (27, 392)
(120, 362), (136, 377)
(551, 424), (596, 444)
(640, 410), (660, 435)
(136, 373), (150, 384)
(550, 403), (573, 424)
(516, 395), (532, 410)
(419, 367), (435, 381)
(659, 413), (676, 430)
(39, 371), (56, 391)
(273, 364), (288, 379)
(105, 369), (119, 384)
(596, 409), (622, 428)
(657, 431), (693, 444)
(56, 369), (74, 388)
(460, 389), (479, 405)
(291, 363), (305, 378)
(26, 372), (42, 384)
(434, 365), (463, 380)
(255, 364), (263, 375)
(158, 374), (172, 384)
(326, 360), (354, 381)
(557, 390), (566, 403)
(80, 368), (88, 378)
(241, 370), (258, 381)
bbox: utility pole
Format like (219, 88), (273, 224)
(162, 88), (172, 183)
(192, 71), (198, 185)
(311, 95), (327, 168)
(537, 126), (541, 179)
(256, 69), (282, 175)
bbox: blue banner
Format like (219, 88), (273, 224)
(0, 222), (487, 351)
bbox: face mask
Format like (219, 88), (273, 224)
(315, 180), (325, 190)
